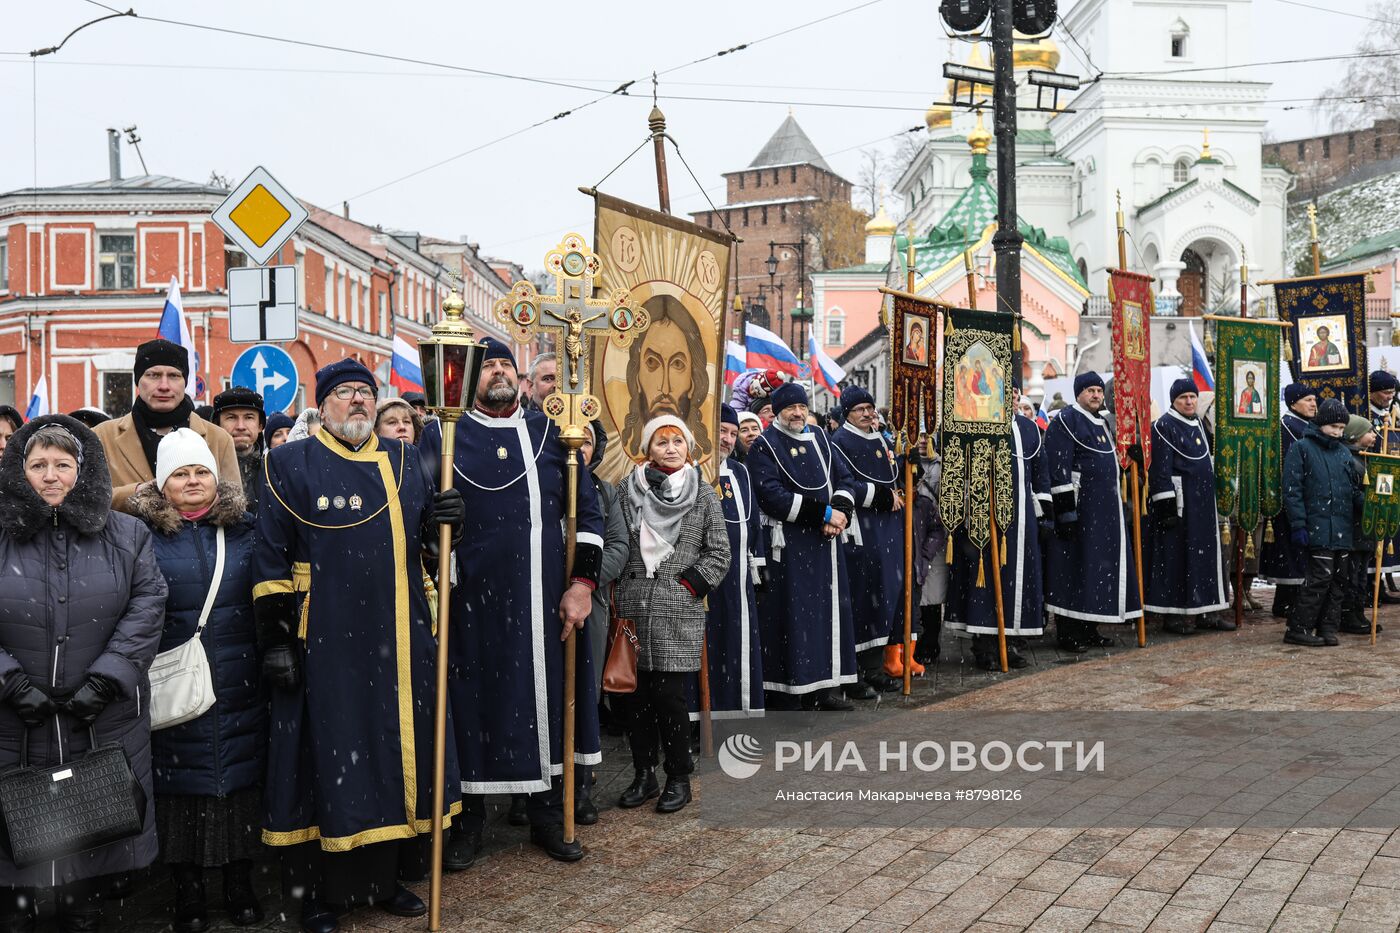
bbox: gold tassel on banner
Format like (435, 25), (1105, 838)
(976, 550), (986, 587)
(1244, 534), (1255, 560)
(1390, 541), (1395, 556)
(1264, 524), (1275, 544)
(1221, 523), (1232, 546)
(947, 538), (954, 564)
(1013, 326), (1021, 353)
(1282, 333), (1293, 362)
(1203, 326), (1214, 357)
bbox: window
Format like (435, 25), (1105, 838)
(1349, 133), (1356, 154)
(98, 234), (135, 290)
(0, 373), (12, 408)
(0, 241), (7, 291)
(1298, 141), (1307, 159)
(1075, 172), (1084, 214)
(754, 171), (761, 188)
(295, 253), (305, 308)
(724, 210), (731, 228)
(101, 371), (133, 418)
(773, 169), (779, 184)
(1323, 137), (1331, 158)
(1170, 35), (1185, 57)
(761, 206), (768, 225)
(790, 167), (797, 183)
(704, 213), (713, 229)
(324, 267), (333, 315)
(780, 204), (788, 223)
(827, 317), (844, 346)
(379, 292), (388, 333)
(1173, 158), (1190, 184)
(738, 173), (744, 190)
(742, 208), (749, 227)
(1168, 18), (1189, 59)
(1377, 135), (1383, 155)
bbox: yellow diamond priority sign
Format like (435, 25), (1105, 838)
(212, 167), (308, 266)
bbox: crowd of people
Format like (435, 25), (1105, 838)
(0, 337), (1393, 933)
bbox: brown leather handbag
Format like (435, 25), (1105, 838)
(603, 586), (639, 694)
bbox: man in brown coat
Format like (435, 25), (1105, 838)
(94, 338), (240, 513)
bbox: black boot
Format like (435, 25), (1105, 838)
(1283, 627), (1325, 647)
(618, 769), (659, 808)
(529, 824), (584, 862)
(171, 864), (208, 933)
(1271, 584), (1297, 619)
(915, 605), (942, 664)
(299, 900), (338, 933)
(656, 777), (692, 814)
(221, 861), (262, 926)
(57, 908), (101, 933)
(575, 780), (599, 826)
(844, 680), (877, 700)
(443, 827), (483, 872)
(506, 794), (528, 826)
(815, 687), (854, 711)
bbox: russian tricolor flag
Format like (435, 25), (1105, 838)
(24, 375), (48, 421)
(808, 335), (845, 396)
(1189, 322), (1214, 392)
(744, 323), (800, 376)
(724, 341), (746, 387)
(156, 277), (200, 399)
(390, 333), (424, 395)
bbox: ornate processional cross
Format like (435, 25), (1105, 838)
(493, 233), (647, 439)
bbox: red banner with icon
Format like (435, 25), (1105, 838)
(1109, 269), (1154, 469)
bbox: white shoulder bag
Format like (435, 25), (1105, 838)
(149, 526), (222, 730)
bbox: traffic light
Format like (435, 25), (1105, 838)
(939, 0), (990, 33)
(1013, 0), (1057, 36)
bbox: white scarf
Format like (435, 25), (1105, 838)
(631, 463), (699, 577)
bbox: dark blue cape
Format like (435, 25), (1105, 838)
(254, 430), (458, 848)
(746, 423), (859, 693)
(1044, 405), (1143, 623)
(1144, 410), (1227, 614)
(687, 457), (765, 719)
(421, 410), (603, 793)
(947, 415), (1049, 635)
(831, 422), (904, 650)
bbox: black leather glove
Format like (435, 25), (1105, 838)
(5, 678), (54, 727)
(262, 645), (301, 691)
(1151, 497), (1179, 528)
(429, 488), (465, 528)
(64, 675), (118, 724)
(1126, 443), (1145, 472)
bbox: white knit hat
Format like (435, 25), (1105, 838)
(737, 411), (763, 428)
(156, 428), (219, 491)
(638, 414), (696, 457)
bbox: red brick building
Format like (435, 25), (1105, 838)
(0, 163), (521, 416)
(690, 114), (855, 356)
(1262, 118), (1400, 200)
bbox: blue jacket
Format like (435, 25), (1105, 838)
(131, 483), (266, 798)
(1283, 425), (1362, 552)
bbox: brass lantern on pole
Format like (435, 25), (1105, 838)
(418, 289), (485, 932)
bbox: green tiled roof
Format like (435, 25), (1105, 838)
(895, 150), (1087, 289)
(1327, 226), (1400, 265)
(1135, 179), (1198, 217)
(1223, 179), (1260, 205)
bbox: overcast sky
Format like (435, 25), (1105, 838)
(0, 0), (1371, 273)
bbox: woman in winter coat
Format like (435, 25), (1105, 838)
(127, 429), (265, 933)
(0, 415), (165, 933)
(613, 416), (730, 815)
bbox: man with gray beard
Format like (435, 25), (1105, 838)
(253, 358), (465, 932)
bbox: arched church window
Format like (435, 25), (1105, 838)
(1173, 158), (1190, 184)
(1169, 18), (1189, 58)
(1077, 258), (1088, 283)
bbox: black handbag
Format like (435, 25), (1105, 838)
(0, 722), (146, 868)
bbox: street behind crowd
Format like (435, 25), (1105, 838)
(102, 606), (1400, 933)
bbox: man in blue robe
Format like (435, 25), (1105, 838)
(1044, 372), (1142, 649)
(420, 339), (603, 867)
(1367, 370), (1400, 604)
(831, 385), (907, 693)
(946, 386), (1050, 669)
(1262, 384), (1315, 616)
(1145, 378), (1230, 633)
(254, 359), (465, 933)
(688, 406), (765, 721)
(746, 383), (860, 711)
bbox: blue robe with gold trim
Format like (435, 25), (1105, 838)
(831, 422), (904, 650)
(421, 409), (603, 794)
(746, 423), (859, 694)
(253, 430), (458, 850)
(688, 457), (765, 719)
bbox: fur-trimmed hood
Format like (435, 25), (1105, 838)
(0, 414), (112, 540)
(127, 481), (248, 536)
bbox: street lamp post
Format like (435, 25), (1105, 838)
(767, 240), (808, 358)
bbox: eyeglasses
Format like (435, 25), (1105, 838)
(332, 385), (376, 401)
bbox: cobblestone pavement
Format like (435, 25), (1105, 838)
(108, 591), (1400, 933)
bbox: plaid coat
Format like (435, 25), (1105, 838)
(614, 475), (731, 672)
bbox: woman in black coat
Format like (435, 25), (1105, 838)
(128, 428), (265, 933)
(0, 415), (165, 933)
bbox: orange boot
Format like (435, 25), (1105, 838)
(904, 643), (926, 677)
(882, 644), (904, 678)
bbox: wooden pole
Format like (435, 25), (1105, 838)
(561, 442), (581, 844)
(902, 458), (915, 696)
(649, 102), (671, 215)
(1129, 464), (1147, 647)
(1373, 540), (1384, 647)
(428, 419), (458, 933)
(1308, 204), (1321, 276)
(989, 479), (1008, 673)
(698, 636), (713, 757)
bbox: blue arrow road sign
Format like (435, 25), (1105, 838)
(231, 344), (299, 414)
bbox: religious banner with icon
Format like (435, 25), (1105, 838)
(1109, 268), (1155, 469)
(937, 306), (1014, 572)
(1212, 317), (1284, 539)
(1362, 453), (1400, 544)
(1274, 272), (1368, 413)
(588, 190), (735, 483)
(888, 291), (940, 441)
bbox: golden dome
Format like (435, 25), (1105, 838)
(967, 110), (991, 154)
(945, 42), (992, 105)
(865, 204), (897, 236)
(925, 102), (952, 129)
(1013, 33), (1060, 71)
